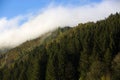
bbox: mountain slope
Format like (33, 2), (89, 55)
(0, 13), (120, 80)
(0, 27), (71, 68)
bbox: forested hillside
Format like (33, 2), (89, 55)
(0, 13), (120, 80)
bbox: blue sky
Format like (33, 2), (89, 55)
(0, 0), (102, 19)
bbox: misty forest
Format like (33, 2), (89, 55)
(0, 13), (120, 80)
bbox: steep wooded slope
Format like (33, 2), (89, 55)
(0, 13), (120, 80)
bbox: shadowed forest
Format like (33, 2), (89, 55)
(0, 13), (120, 80)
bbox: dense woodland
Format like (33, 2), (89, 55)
(0, 13), (120, 80)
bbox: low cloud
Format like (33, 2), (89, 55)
(0, 0), (120, 49)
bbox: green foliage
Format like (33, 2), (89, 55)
(86, 61), (105, 80)
(0, 13), (120, 80)
(112, 53), (120, 80)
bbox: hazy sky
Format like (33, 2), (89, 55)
(0, 0), (120, 49)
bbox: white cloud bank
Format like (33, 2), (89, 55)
(0, 0), (120, 49)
